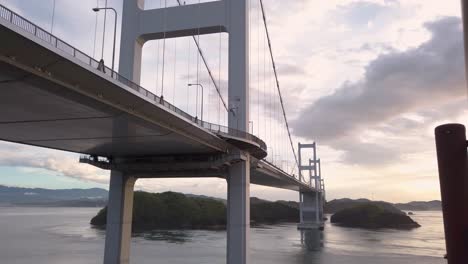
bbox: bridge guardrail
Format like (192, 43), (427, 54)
(0, 4), (267, 155)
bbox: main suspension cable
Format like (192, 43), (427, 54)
(259, 0), (298, 167)
(175, 0), (229, 114)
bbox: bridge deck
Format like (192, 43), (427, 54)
(0, 5), (315, 193)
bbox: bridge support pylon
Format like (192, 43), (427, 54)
(118, 0), (251, 262)
(297, 143), (325, 231)
(298, 191), (324, 249)
(226, 153), (251, 264)
(103, 170), (137, 264)
(298, 191), (323, 229)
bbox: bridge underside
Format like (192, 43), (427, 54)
(0, 21), (229, 158)
(80, 155), (315, 193)
(0, 20), (315, 193)
(0, 60), (220, 157)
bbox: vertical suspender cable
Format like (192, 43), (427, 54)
(263, 19), (266, 148)
(156, 40), (160, 93)
(269, 52), (272, 162)
(174, 0), (229, 114)
(186, 27), (188, 112)
(156, 1), (162, 96)
(248, 0), (252, 134)
(257, 0), (261, 137)
(173, 38), (177, 104)
(92, 0), (99, 58)
(101, 0), (108, 60)
(50, 0), (56, 33)
(218, 26), (222, 126)
(160, 0), (167, 99)
(196, 0), (201, 117)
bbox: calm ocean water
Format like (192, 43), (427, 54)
(0, 207), (446, 264)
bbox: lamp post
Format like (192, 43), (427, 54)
(249, 120), (254, 134)
(188, 83), (204, 122)
(92, 7), (117, 76)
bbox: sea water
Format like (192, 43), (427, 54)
(0, 207), (446, 264)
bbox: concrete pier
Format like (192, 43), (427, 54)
(226, 156), (251, 264)
(226, 0), (250, 262)
(103, 171), (137, 264)
(298, 192), (322, 228)
(298, 192), (324, 250)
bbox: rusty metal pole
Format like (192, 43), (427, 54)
(461, 0), (468, 91)
(435, 123), (468, 264)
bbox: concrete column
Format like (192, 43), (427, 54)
(103, 170), (137, 264)
(226, 154), (250, 264)
(319, 193), (324, 221)
(299, 192), (303, 223)
(225, 0), (250, 262)
(119, 0), (144, 83)
(227, 0), (249, 131)
(300, 192), (319, 224)
(302, 229), (321, 250)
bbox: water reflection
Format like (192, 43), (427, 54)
(301, 229), (324, 251)
(135, 230), (193, 244)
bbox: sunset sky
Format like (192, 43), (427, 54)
(0, 0), (465, 203)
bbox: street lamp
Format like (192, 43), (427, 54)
(188, 83), (204, 122)
(249, 120), (254, 134)
(92, 7), (117, 76)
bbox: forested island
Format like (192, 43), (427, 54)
(91, 191), (299, 230)
(91, 192), (422, 231)
(330, 203), (421, 229)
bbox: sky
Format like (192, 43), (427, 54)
(0, 0), (466, 203)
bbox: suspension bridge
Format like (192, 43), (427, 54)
(0, 1), (325, 263)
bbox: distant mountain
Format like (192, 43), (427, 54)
(325, 198), (442, 213)
(0, 185), (108, 206)
(394, 200), (441, 211)
(325, 198), (401, 214)
(185, 193), (226, 204)
(0, 185), (441, 211)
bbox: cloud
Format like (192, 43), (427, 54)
(277, 63), (307, 76)
(334, 1), (399, 28)
(0, 0), (464, 202)
(291, 17), (466, 165)
(0, 142), (109, 183)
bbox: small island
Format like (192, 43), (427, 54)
(91, 191), (299, 230)
(330, 203), (421, 229)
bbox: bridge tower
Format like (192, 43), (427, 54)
(297, 143), (325, 230)
(105, 1), (250, 264)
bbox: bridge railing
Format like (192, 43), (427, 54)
(0, 4), (267, 154)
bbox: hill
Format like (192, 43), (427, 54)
(325, 198), (441, 213)
(91, 191), (300, 230)
(325, 198), (401, 214)
(330, 203), (421, 229)
(394, 200), (441, 211)
(0, 185), (108, 206)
